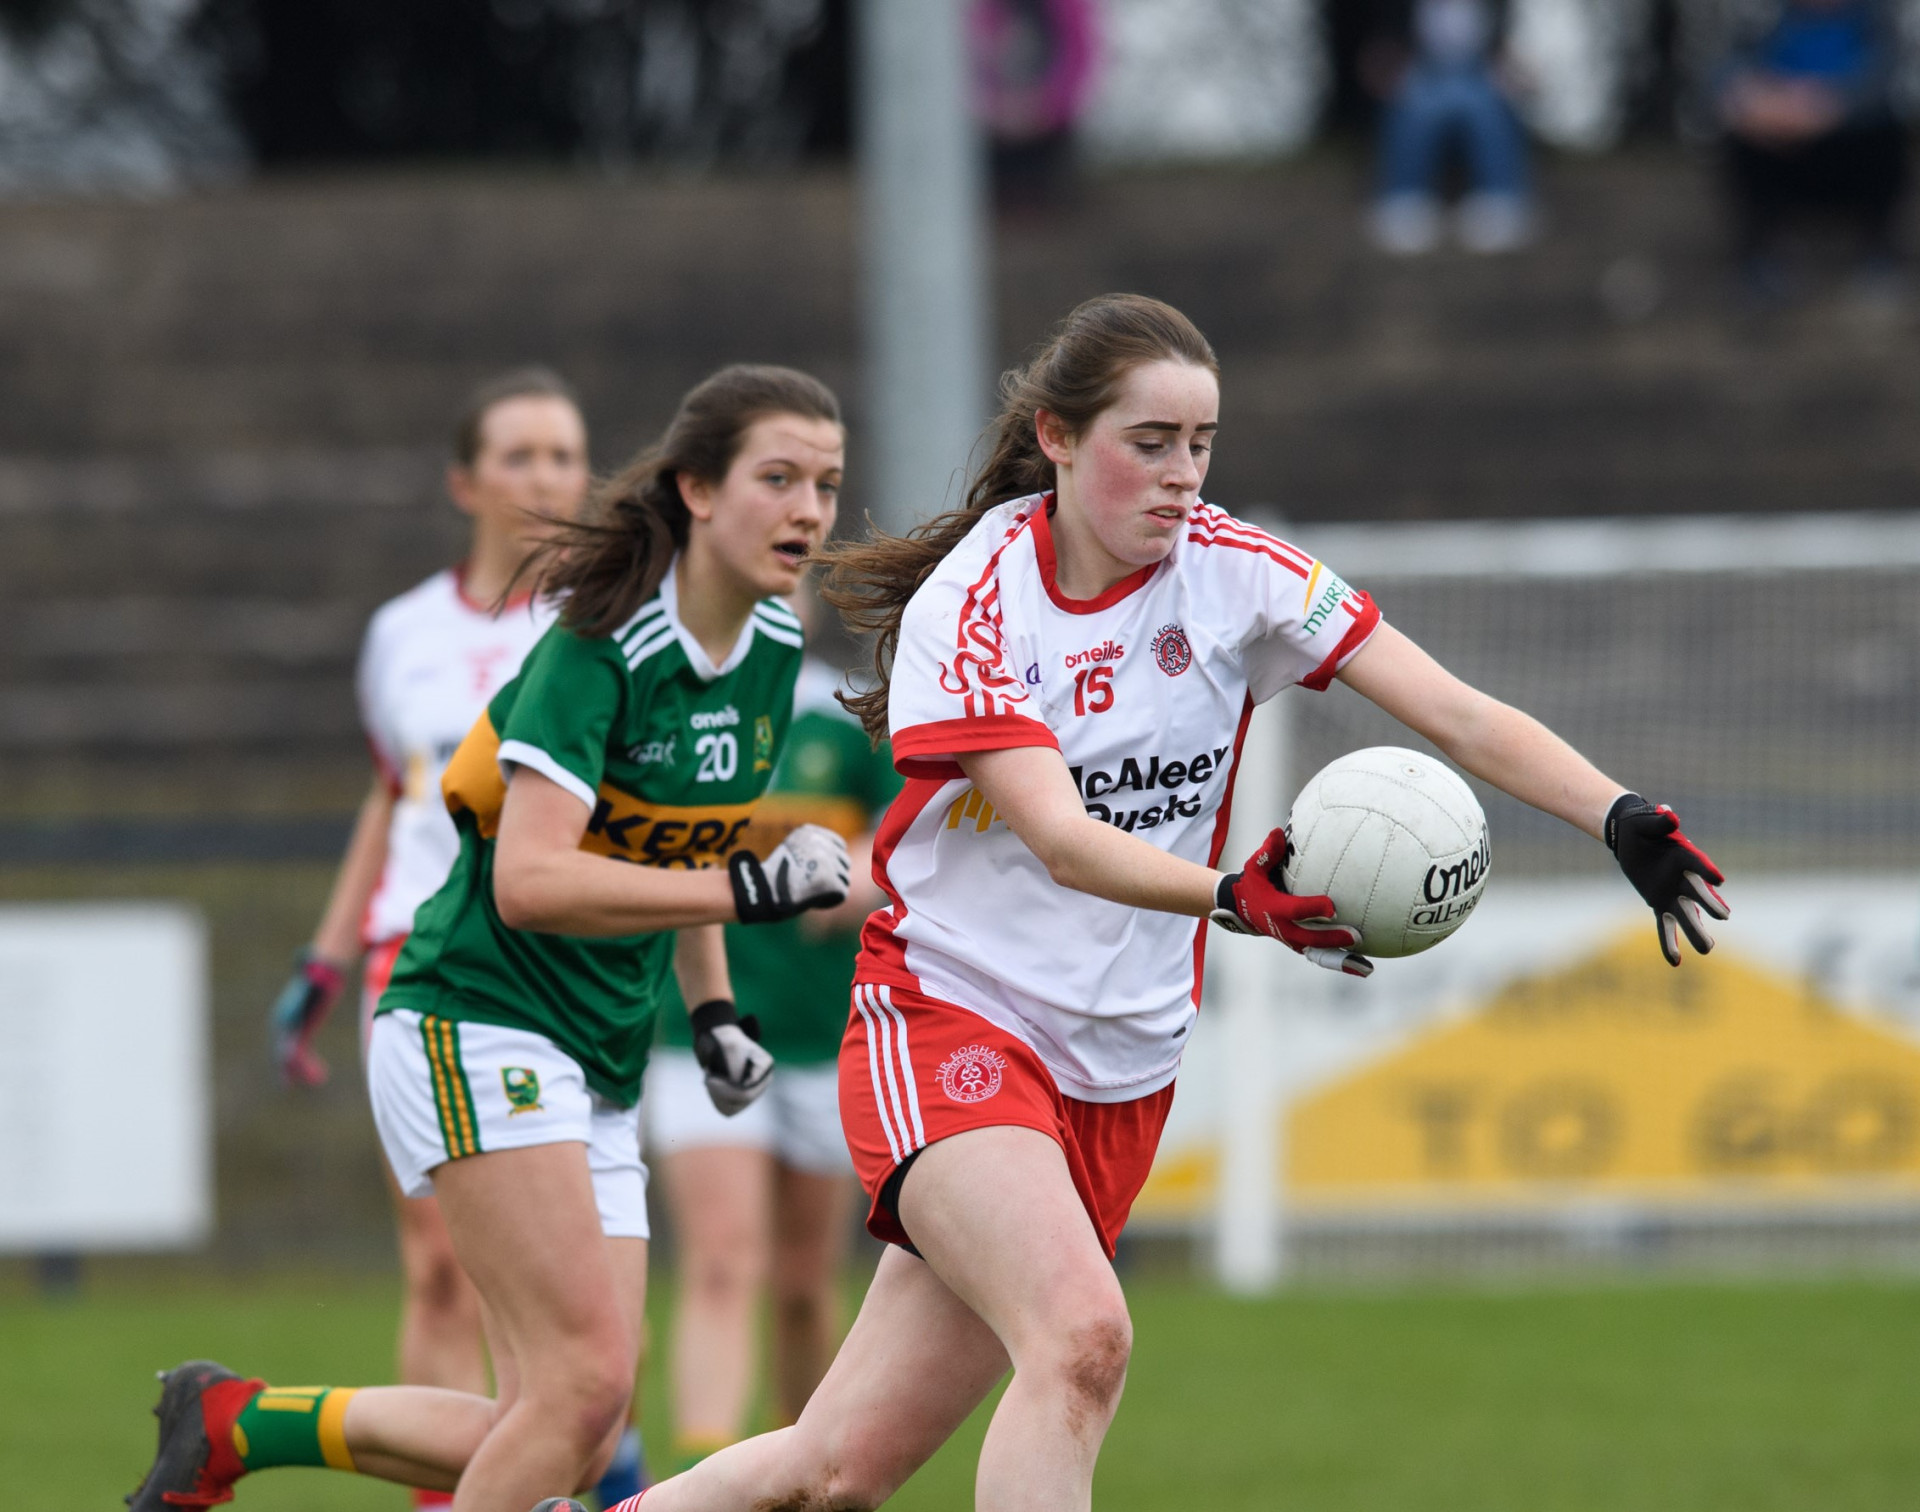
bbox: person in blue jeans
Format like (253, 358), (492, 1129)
(1363, 0), (1535, 254)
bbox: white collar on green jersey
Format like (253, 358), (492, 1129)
(659, 555), (763, 682)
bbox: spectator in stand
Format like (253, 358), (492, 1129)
(1716, 0), (1908, 297)
(1363, 0), (1536, 255)
(970, 0), (1098, 210)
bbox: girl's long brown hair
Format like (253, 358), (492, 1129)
(822, 293), (1217, 743)
(533, 364), (842, 637)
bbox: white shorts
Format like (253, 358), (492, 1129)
(644, 1049), (853, 1177)
(368, 1009), (650, 1238)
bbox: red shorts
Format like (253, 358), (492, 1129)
(839, 980), (1175, 1259)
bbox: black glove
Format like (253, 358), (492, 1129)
(729, 823), (851, 924)
(690, 998), (774, 1116)
(1606, 793), (1729, 967)
(270, 949), (346, 1086)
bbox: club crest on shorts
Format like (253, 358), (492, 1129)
(1151, 624), (1192, 677)
(938, 1044), (1007, 1104)
(502, 1066), (543, 1114)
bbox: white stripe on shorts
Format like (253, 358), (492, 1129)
(853, 987), (902, 1163)
(876, 986), (927, 1149)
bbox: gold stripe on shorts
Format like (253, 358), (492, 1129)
(421, 1016), (480, 1159)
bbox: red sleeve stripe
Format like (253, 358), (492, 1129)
(1188, 508), (1317, 573)
(1299, 593), (1382, 691)
(1192, 523), (1316, 573)
(1186, 526), (1312, 579)
(1186, 505), (1314, 561)
(891, 714), (1060, 778)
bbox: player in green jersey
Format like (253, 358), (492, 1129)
(647, 599), (902, 1468)
(128, 367), (854, 1512)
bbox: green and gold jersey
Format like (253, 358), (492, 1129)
(660, 657), (902, 1066)
(381, 567), (804, 1105)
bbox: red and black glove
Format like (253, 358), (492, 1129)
(1210, 826), (1373, 978)
(1606, 793), (1730, 967)
(270, 949), (346, 1086)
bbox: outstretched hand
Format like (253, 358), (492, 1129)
(1210, 826), (1373, 978)
(1606, 794), (1729, 967)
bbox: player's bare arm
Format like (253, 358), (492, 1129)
(312, 774), (396, 962)
(1337, 621), (1726, 964)
(1336, 623), (1624, 840)
(269, 772), (396, 1085)
(672, 922), (733, 1006)
(959, 743), (1219, 918)
(492, 766), (738, 934)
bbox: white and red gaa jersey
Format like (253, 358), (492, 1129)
(858, 495), (1380, 1103)
(357, 568), (554, 945)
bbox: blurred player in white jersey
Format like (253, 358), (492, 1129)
(598, 294), (1727, 1512)
(267, 367), (598, 1508)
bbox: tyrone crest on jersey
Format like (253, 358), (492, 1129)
(938, 1044), (1007, 1104)
(1152, 624), (1192, 677)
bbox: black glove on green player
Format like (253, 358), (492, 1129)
(729, 822), (851, 924)
(690, 998), (774, 1116)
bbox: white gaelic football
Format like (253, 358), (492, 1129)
(1281, 746), (1491, 958)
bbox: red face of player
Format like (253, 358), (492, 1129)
(681, 411), (844, 602)
(1038, 359), (1218, 598)
(452, 395), (591, 539)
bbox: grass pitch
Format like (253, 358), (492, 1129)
(6, 1268), (1917, 1510)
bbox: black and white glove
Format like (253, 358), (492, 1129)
(729, 823), (851, 925)
(1606, 793), (1730, 967)
(690, 998), (774, 1116)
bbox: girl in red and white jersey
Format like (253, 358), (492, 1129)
(597, 295), (1727, 1512)
(268, 368), (589, 1501)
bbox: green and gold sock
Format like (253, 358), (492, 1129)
(231, 1385), (360, 1472)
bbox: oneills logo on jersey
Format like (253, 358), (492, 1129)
(1301, 562), (1357, 636)
(441, 710), (752, 868)
(1063, 638), (1125, 669)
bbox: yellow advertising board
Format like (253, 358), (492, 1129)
(1289, 931), (1920, 1213)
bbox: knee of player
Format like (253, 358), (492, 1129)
(543, 1352), (634, 1451)
(687, 1243), (768, 1300)
(1051, 1309), (1133, 1418)
(808, 1458), (892, 1512)
(410, 1250), (478, 1319)
(770, 1263), (830, 1315)
(764, 1428), (893, 1511)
